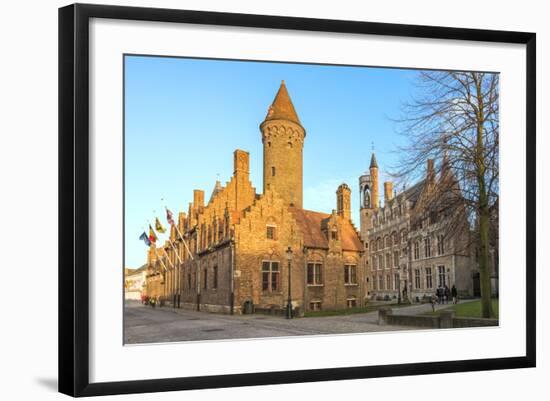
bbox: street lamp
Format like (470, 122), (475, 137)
(286, 246), (293, 319)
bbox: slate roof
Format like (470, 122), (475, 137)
(289, 208), (362, 252)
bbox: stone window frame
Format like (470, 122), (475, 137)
(266, 224), (277, 240)
(261, 260), (281, 293)
(424, 236), (432, 258)
(386, 274), (391, 291)
(344, 263), (358, 285)
(425, 267), (433, 289)
(414, 268), (421, 289)
(306, 261), (323, 286)
(437, 265), (446, 287)
(309, 300), (322, 311)
(346, 297), (357, 308)
(437, 234), (445, 255)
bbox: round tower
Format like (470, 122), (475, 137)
(260, 81), (306, 208)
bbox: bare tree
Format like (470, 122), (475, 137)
(392, 71), (499, 318)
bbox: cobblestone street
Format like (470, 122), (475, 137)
(123, 301), (463, 344)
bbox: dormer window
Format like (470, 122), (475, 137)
(331, 229), (338, 240)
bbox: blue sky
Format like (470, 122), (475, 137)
(124, 55), (418, 268)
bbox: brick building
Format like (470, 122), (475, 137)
(145, 81), (365, 314)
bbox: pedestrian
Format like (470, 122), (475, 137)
(451, 284), (458, 304)
(431, 293), (436, 312)
(444, 285), (450, 304)
(436, 286), (443, 304)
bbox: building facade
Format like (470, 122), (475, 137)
(125, 266), (147, 300)
(360, 155), (475, 302)
(145, 81), (365, 314)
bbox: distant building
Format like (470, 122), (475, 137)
(145, 81), (365, 314)
(125, 266), (147, 300)
(359, 154), (475, 301)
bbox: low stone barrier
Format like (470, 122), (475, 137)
(378, 308), (498, 329)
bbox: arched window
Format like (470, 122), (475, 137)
(363, 186), (371, 208)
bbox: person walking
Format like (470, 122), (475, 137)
(431, 293), (437, 312)
(444, 285), (450, 304)
(451, 284), (458, 304)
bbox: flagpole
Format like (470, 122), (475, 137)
(165, 236), (183, 305)
(165, 206), (194, 260)
(161, 246), (177, 304)
(152, 247), (168, 271)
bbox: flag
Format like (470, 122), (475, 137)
(155, 217), (166, 233)
(139, 231), (151, 246)
(148, 225), (158, 243)
(166, 208), (175, 226)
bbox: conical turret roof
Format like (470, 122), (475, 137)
(264, 80), (301, 125)
(370, 153), (378, 169)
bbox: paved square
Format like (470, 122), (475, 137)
(124, 302), (430, 344)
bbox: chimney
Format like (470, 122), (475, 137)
(384, 182), (393, 202)
(336, 183), (351, 220)
(233, 149), (249, 177)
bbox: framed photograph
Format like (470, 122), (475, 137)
(58, 3), (536, 397)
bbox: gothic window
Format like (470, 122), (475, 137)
(437, 235), (445, 255)
(414, 269), (421, 289)
(438, 265), (446, 287)
(414, 241), (420, 260)
(393, 251), (399, 268)
(426, 267), (433, 289)
(394, 273), (400, 290)
(363, 186), (371, 208)
(425, 237), (431, 258)
(386, 275), (391, 290)
(331, 229), (338, 240)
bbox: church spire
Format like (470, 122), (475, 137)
(369, 152), (378, 169)
(264, 80), (301, 126)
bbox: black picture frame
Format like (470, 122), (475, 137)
(58, 3), (536, 397)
